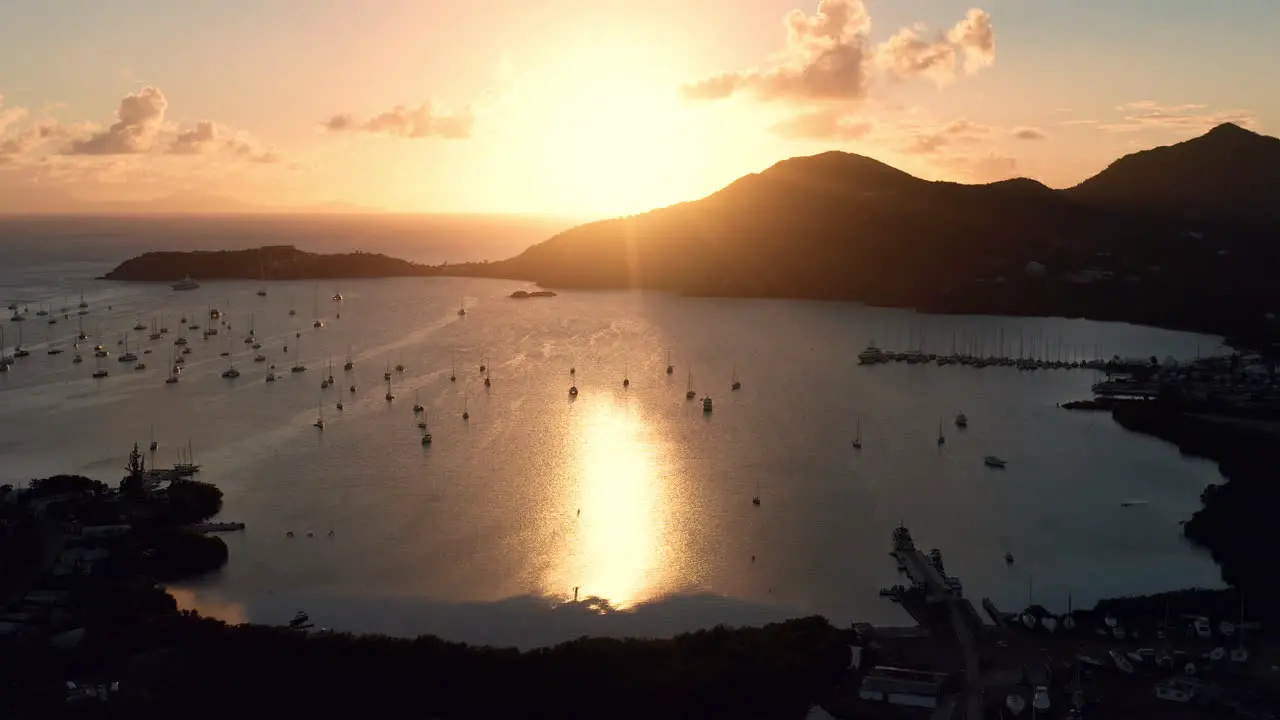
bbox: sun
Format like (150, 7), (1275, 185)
(515, 43), (708, 216)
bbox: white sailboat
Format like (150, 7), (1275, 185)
(312, 287), (323, 328)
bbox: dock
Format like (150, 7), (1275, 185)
(186, 522), (245, 533)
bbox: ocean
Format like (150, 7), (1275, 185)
(0, 214), (1227, 648)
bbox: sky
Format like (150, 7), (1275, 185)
(0, 0), (1276, 216)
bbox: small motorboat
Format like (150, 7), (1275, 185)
(984, 455), (1007, 468)
(421, 433), (433, 445)
(1004, 552), (1014, 565)
(265, 372), (277, 382)
(955, 412), (968, 428)
(289, 611), (310, 628)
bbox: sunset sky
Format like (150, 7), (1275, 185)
(0, 0), (1275, 216)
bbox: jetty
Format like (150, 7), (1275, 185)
(187, 522), (246, 533)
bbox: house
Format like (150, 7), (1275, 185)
(858, 666), (949, 710)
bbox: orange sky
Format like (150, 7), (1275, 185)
(0, 0), (1274, 216)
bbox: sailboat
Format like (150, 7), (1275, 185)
(221, 341), (240, 378)
(622, 364), (629, 387)
(685, 369), (695, 400)
(312, 287), (323, 328)
(666, 351), (673, 375)
(78, 291), (88, 310)
(462, 392), (470, 420)
(332, 288), (343, 302)
(851, 419), (862, 449)
(116, 333), (136, 363)
(257, 260), (268, 296)
(76, 315), (87, 340)
(731, 366), (741, 391)
(752, 479), (761, 506)
(291, 343), (306, 373)
(936, 419), (945, 446)
(484, 365), (491, 388)
(450, 352), (456, 382)
(385, 376), (395, 402)
(244, 313), (256, 343)
(92, 355), (109, 378)
(344, 346), (353, 372)
(457, 299), (466, 316)
(413, 390), (424, 413)
(165, 348), (180, 384)
(314, 398), (325, 429)
(149, 425), (158, 452)
(395, 352), (405, 373)
(568, 371), (578, 397)
(420, 409), (432, 442)
(327, 360), (335, 385)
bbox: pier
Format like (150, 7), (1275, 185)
(890, 526), (984, 720)
(187, 522), (246, 533)
(858, 344), (1158, 374)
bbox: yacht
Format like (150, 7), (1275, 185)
(289, 611), (310, 628)
(8, 312), (24, 322)
(857, 343), (887, 365)
(254, 354), (267, 363)
(221, 366), (240, 379)
(171, 276), (200, 291)
(955, 412), (968, 428)
(702, 396), (713, 413)
(332, 290), (343, 302)
(72, 352), (83, 364)
(92, 367), (109, 378)
(983, 455), (1007, 468)
(421, 432), (433, 445)
(209, 307), (221, 320)
(134, 361), (146, 371)
(133, 318), (147, 331)
(174, 336), (188, 346)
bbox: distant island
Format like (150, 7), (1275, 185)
(102, 245), (435, 281)
(103, 123), (1280, 341)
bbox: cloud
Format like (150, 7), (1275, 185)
(936, 152), (1017, 182)
(876, 8), (994, 85)
(168, 120), (279, 163)
(900, 119), (991, 154)
(769, 108), (874, 140)
(1097, 101), (1256, 134)
(54, 86), (278, 162)
(66, 86), (168, 155)
(323, 103), (473, 139)
(1011, 126), (1047, 140)
(0, 95), (28, 136)
(679, 0), (995, 103)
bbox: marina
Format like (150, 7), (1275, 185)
(0, 268), (1228, 641)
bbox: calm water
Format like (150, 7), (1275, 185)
(0, 219), (1228, 648)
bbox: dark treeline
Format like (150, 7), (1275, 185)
(25, 613), (849, 719)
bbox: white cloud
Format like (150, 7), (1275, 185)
(680, 1), (995, 102)
(324, 103), (473, 140)
(1097, 101), (1256, 134)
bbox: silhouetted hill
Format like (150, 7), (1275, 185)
(456, 124), (1280, 339)
(103, 245), (431, 281)
(1065, 122), (1280, 225)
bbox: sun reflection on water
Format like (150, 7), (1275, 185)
(543, 397), (676, 609)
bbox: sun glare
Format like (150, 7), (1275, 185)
(520, 45), (708, 216)
(543, 399), (675, 609)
